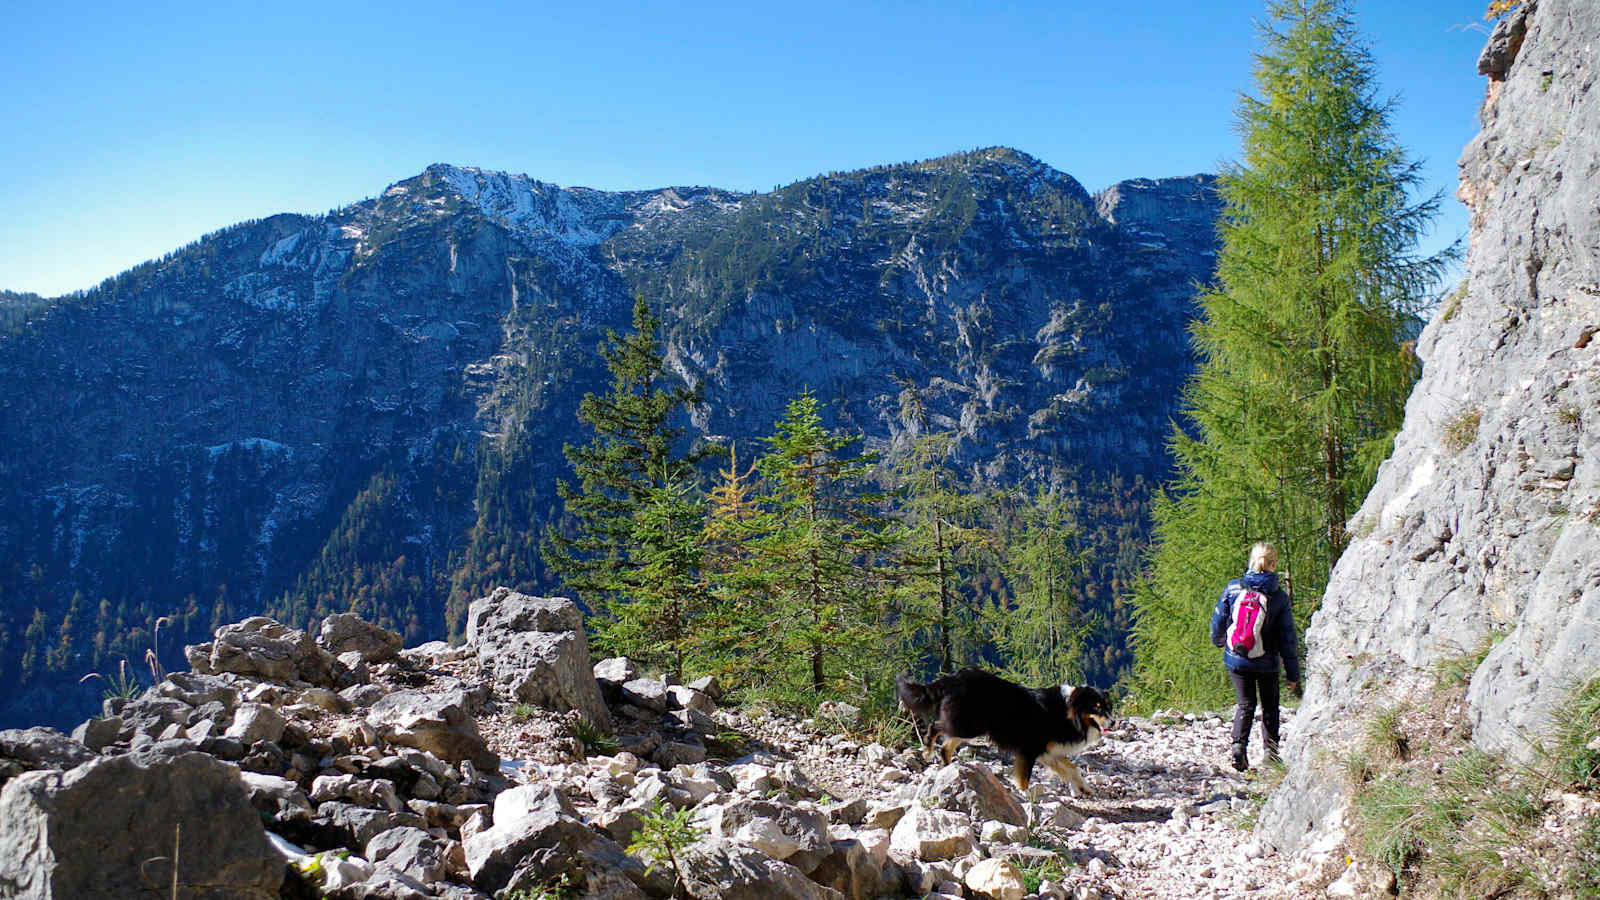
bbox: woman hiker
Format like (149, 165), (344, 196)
(1210, 540), (1301, 771)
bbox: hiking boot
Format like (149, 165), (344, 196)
(1230, 743), (1248, 772)
(1264, 743), (1282, 766)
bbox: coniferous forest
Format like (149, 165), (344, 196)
(0, 0), (1458, 731)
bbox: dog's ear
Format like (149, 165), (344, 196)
(1064, 686), (1087, 731)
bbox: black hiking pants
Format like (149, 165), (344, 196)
(1229, 669), (1281, 755)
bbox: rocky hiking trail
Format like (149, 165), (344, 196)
(706, 707), (1319, 900)
(0, 591), (1330, 899)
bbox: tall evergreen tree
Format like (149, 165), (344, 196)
(992, 488), (1090, 685)
(889, 431), (992, 674)
(748, 392), (899, 696)
(1131, 0), (1453, 707)
(541, 295), (704, 626)
(606, 468), (712, 681)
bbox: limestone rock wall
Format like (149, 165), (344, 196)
(1260, 0), (1600, 851)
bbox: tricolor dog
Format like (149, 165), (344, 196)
(896, 667), (1113, 794)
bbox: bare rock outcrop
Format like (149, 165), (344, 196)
(466, 587), (612, 731)
(1259, 0), (1600, 852)
(0, 744), (284, 898)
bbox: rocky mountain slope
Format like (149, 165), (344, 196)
(0, 148), (1220, 728)
(0, 596), (1309, 900)
(1259, 0), (1600, 857)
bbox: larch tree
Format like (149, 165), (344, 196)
(888, 430), (992, 675)
(992, 488), (1090, 686)
(1131, 0), (1454, 707)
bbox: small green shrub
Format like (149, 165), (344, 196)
(1559, 405), (1582, 425)
(79, 658), (143, 703)
(1440, 281), (1468, 322)
(510, 704), (538, 723)
(1342, 747), (1376, 785)
(498, 872), (574, 900)
(1434, 627), (1507, 688)
(1442, 408), (1483, 453)
(627, 799), (704, 893)
(571, 717), (619, 756)
(1541, 71), (1555, 92)
(704, 729), (751, 761)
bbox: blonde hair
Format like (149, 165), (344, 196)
(1248, 541), (1278, 573)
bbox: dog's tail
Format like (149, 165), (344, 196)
(896, 672), (938, 719)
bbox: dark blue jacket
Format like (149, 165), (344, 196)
(1210, 570), (1301, 681)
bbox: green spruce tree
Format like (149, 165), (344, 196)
(541, 295), (705, 636)
(748, 392), (899, 697)
(1131, 0), (1454, 707)
(608, 467), (712, 681)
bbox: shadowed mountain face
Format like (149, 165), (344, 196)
(0, 148), (1219, 728)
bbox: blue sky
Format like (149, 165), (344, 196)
(2, 0), (1493, 298)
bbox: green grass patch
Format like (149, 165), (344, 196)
(1346, 676), (1600, 895)
(1015, 855), (1073, 893)
(1433, 627), (1507, 688)
(1551, 678), (1600, 791)
(1574, 813), (1600, 899)
(571, 717), (619, 756)
(1364, 705), (1409, 763)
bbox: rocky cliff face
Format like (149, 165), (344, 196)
(0, 148), (1220, 728)
(1259, 0), (1600, 850)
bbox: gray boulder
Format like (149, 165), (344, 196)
(679, 838), (846, 900)
(69, 716), (122, 752)
(154, 672), (241, 709)
(594, 657), (640, 685)
(809, 838), (892, 900)
(320, 613), (404, 662)
(225, 702), (287, 745)
(241, 771), (315, 825)
(0, 745), (282, 898)
(0, 727), (96, 774)
(915, 762), (1026, 826)
(188, 616), (338, 686)
(365, 826), (454, 883)
(707, 799), (833, 874)
(466, 588), (611, 730)
(314, 801), (420, 849)
(887, 806), (975, 861)
(368, 689), (498, 770)
(653, 737), (709, 768)
(622, 678), (671, 712)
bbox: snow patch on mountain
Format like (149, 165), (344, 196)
(433, 165), (630, 247)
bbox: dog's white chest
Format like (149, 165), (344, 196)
(1043, 724), (1102, 761)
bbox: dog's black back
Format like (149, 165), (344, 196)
(897, 667), (1111, 789)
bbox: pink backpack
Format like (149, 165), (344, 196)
(1228, 588), (1268, 659)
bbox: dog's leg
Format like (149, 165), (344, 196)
(1012, 756), (1034, 792)
(939, 736), (966, 765)
(1047, 758), (1093, 798)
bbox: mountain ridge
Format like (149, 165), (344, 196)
(0, 148), (1221, 729)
